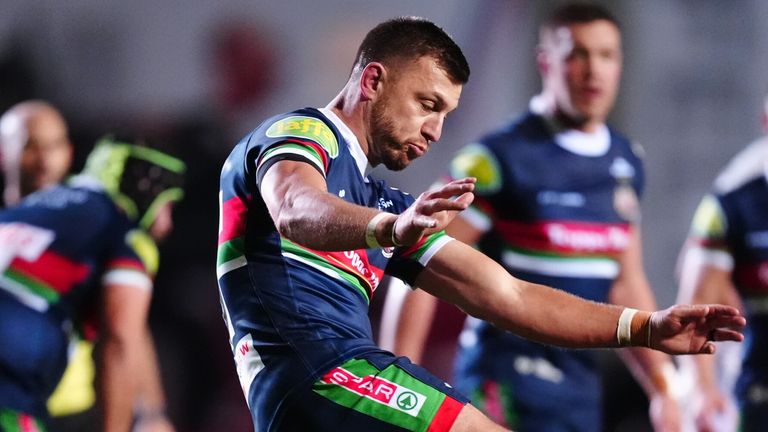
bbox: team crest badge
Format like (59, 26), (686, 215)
(610, 157), (640, 222)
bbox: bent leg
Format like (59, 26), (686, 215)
(450, 403), (509, 432)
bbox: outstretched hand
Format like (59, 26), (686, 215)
(648, 304), (745, 355)
(393, 177), (475, 246)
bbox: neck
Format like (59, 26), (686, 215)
(327, 81), (373, 163)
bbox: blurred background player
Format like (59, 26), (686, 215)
(0, 136), (184, 432)
(676, 94), (768, 432)
(0, 100), (73, 207)
(383, 3), (682, 431)
(1, 101), (176, 432)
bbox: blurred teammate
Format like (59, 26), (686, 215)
(0, 100), (73, 206)
(0, 136), (185, 432)
(384, 3), (684, 431)
(216, 15), (744, 432)
(676, 94), (768, 432)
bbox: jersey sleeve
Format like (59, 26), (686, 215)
(686, 194), (733, 270)
(254, 115), (340, 186)
(384, 231), (454, 286)
(443, 142), (503, 234)
(102, 227), (157, 291)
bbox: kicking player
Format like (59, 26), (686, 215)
(216, 16), (745, 432)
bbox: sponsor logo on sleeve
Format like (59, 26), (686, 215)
(266, 116), (339, 158)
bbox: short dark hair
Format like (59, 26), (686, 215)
(543, 2), (621, 32)
(352, 16), (469, 84)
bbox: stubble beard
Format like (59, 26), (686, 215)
(370, 98), (409, 171)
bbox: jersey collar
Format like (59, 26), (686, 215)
(319, 107), (370, 179)
(529, 95), (611, 157)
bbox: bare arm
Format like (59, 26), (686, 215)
(133, 330), (175, 432)
(608, 226), (680, 432)
(415, 239), (745, 353)
(259, 159), (475, 250)
(100, 283), (151, 432)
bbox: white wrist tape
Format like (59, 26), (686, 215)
(365, 212), (390, 249)
(617, 307), (638, 347)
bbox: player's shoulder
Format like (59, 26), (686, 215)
(606, 125), (644, 161)
(480, 111), (546, 150)
(252, 107), (341, 158)
(713, 136), (768, 194)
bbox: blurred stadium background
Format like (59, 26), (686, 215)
(2, 1), (766, 430)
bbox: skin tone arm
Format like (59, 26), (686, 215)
(133, 330), (175, 432)
(608, 226), (680, 432)
(261, 159), (744, 354)
(100, 283), (152, 432)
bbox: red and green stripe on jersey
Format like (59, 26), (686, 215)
(492, 219), (630, 279)
(0, 249), (89, 311)
(313, 358), (463, 432)
(0, 409), (47, 432)
(217, 193), (250, 279)
(257, 139), (331, 178)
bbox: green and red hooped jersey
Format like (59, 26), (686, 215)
(0, 180), (156, 418)
(450, 111), (644, 426)
(217, 107), (459, 430)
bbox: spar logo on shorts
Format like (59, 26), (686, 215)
(321, 366), (427, 416)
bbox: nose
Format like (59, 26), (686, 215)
(422, 115), (444, 144)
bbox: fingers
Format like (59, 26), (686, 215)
(426, 178), (476, 199)
(702, 304), (742, 318)
(699, 341), (716, 354)
(709, 328), (744, 343)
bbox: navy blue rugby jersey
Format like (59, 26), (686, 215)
(447, 111), (644, 302)
(449, 111), (645, 386)
(216, 107), (452, 421)
(687, 137), (768, 390)
(0, 178), (156, 318)
(0, 178), (156, 415)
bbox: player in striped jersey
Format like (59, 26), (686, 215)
(217, 15), (744, 432)
(0, 136), (184, 432)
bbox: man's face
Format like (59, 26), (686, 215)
(368, 56), (462, 171)
(20, 110), (72, 195)
(543, 19), (622, 128)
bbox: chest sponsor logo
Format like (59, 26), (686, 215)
(546, 223), (629, 252)
(537, 191), (585, 207)
(266, 116), (339, 158)
(321, 366), (427, 416)
(341, 250), (381, 289)
(0, 223), (55, 271)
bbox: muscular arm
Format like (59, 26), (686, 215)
(416, 239), (744, 353)
(100, 283), (151, 432)
(259, 159), (474, 251)
(608, 226), (680, 431)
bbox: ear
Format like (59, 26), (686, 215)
(359, 62), (386, 101)
(536, 47), (549, 76)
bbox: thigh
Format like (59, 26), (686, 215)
(277, 355), (468, 432)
